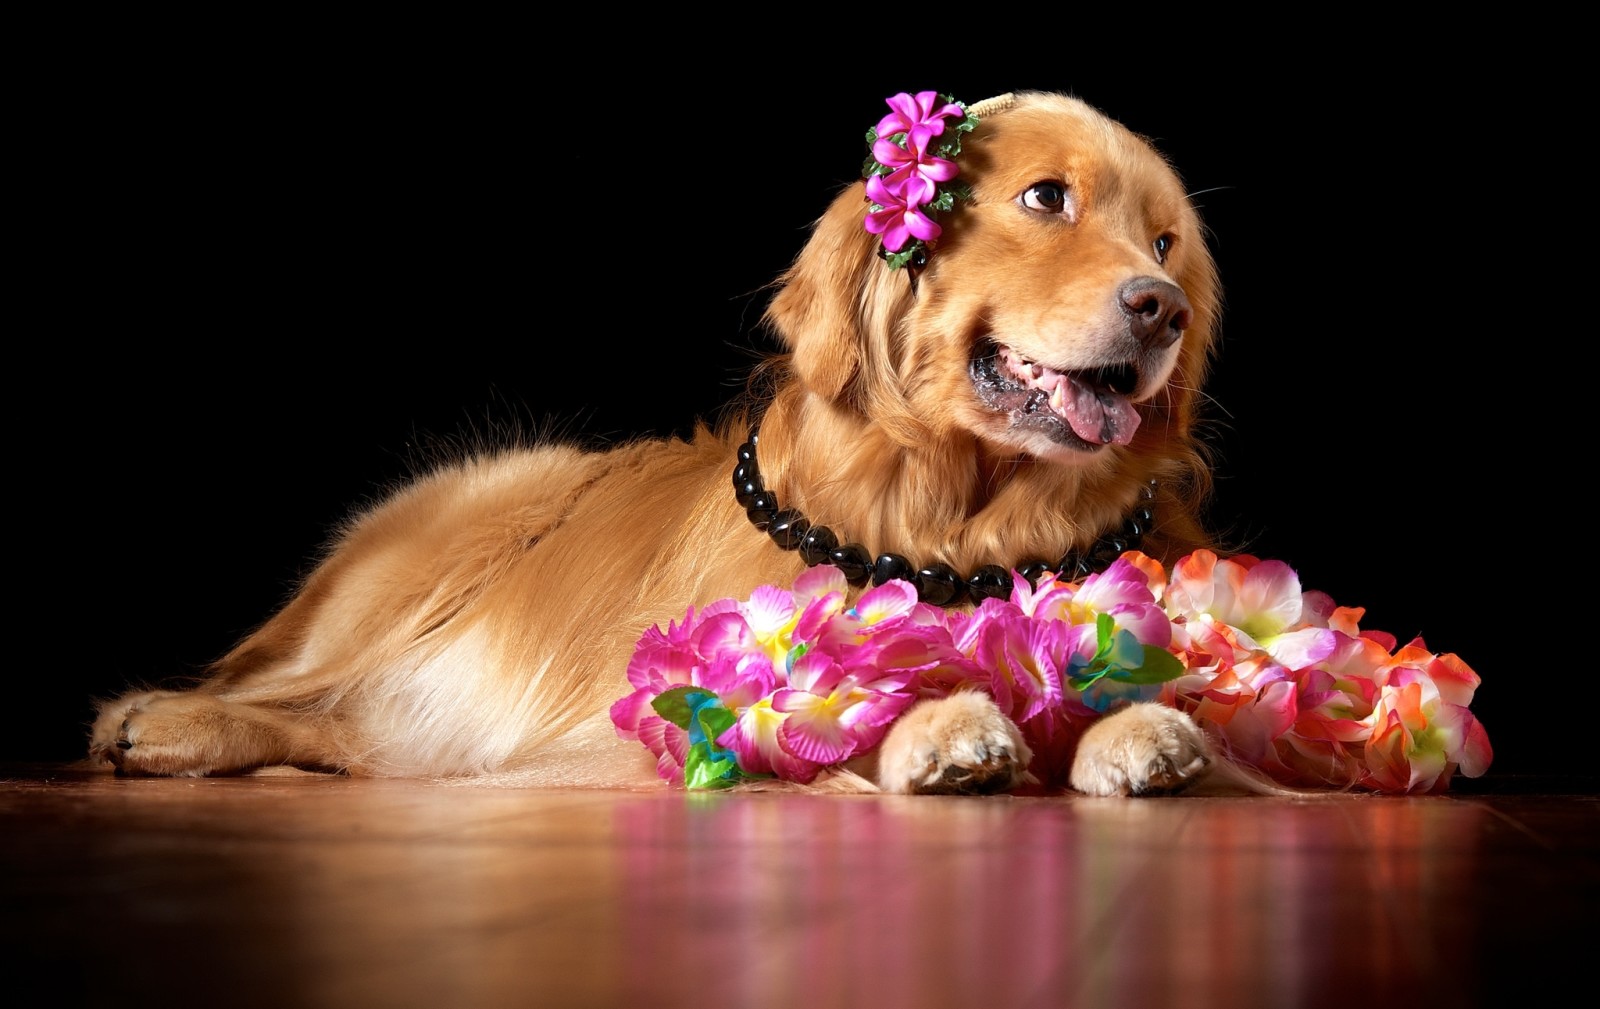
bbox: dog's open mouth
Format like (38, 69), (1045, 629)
(970, 341), (1143, 448)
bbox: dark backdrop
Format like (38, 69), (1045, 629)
(25, 49), (1559, 782)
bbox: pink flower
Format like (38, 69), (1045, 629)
(1381, 638), (1482, 707)
(1164, 550), (1308, 645)
(1072, 556), (1173, 649)
(1363, 679), (1493, 794)
(795, 577), (920, 657)
(864, 173), (943, 253)
(1007, 568), (1080, 622)
(635, 716), (688, 785)
(1291, 636), (1386, 744)
(874, 91), (965, 142)
(722, 697), (822, 783)
(608, 600), (784, 784)
(959, 605), (1068, 726)
(871, 133), (958, 208)
(770, 647), (917, 764)
(610, 607), (709, 745)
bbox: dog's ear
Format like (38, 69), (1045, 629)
(763, 180), (909, 407)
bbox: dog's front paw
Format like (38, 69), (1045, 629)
(1069, 702), (1212, 796)
(875, 691), (1034, 795)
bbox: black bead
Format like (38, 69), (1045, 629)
(1017, 560), (1055, 587)
(767, 509), (810, 549)
(746, 490), (779, 530)
(915, 563), (965, 606)
(1139, 479), (1158, 501)
(799, 525), (838, 565)
(737, 441), (756, 464)
(872, 553), (914, 586)
(1087, 537), (1127, 569)
(733, 460), (758, 490)
(830, 544), (873, 584)
(1059, 552), (1093, 581)
(734, 477), (762, 509)
(966, 564), (1012, 602)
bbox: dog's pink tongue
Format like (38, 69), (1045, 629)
(998, 347), (1142, 445)
(1052, 377), (1141, 445)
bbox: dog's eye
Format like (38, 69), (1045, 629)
(1021, 182), (1068, 214)
(1153, 234), (1173, 264)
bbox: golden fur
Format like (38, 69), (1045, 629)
(90, 92), (1241, 795)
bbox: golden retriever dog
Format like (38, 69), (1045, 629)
(89, 91), (1233, 796)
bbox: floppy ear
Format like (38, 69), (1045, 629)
(763, 180), (904, 407)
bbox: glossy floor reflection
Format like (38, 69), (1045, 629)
(2, 766), (1594, 1008)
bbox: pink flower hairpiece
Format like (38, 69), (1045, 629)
(862, 91), (978, 270)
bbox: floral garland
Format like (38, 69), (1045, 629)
(609, 550), (1494, 795)
(861, 91), (978, 270)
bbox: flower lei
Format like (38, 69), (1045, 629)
(862, 91), (978, 270)
(609, 550), (1494, 795)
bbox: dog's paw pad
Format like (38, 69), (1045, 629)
(1069, 702), (1212, 797)
(927, 741), (1022, 795)
(876, 692), (1034, 795)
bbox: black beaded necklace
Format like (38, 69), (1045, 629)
(732, 427), (1157, 606)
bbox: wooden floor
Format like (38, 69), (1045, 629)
(2, 764), (1594, 1009)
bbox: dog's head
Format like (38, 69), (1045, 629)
(764, 91), (1219, 483)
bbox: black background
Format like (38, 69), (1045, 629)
(22, 44), (1563, 782)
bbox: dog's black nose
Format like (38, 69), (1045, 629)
(1119, 277), (1192, 349)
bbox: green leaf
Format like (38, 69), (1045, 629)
(1117, 646), (1186, 684)
(882, 246), (919, 270)
(863, 157), (892, 179)
(683, 742), (739, 790)
(1093, 613), (1116, 661)
(651, 685), (704, 730)
(696, 702), (736, 749)
(1067, 668), (1109, 692)
(1074, 646), (1186, 689)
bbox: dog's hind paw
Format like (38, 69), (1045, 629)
(88, 690), (309, 777)
(89, 690), (178, 769)
(875, 692), (1035, 795)
(1069, 702), (1212, 796)
(88, 691), (230, 776)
